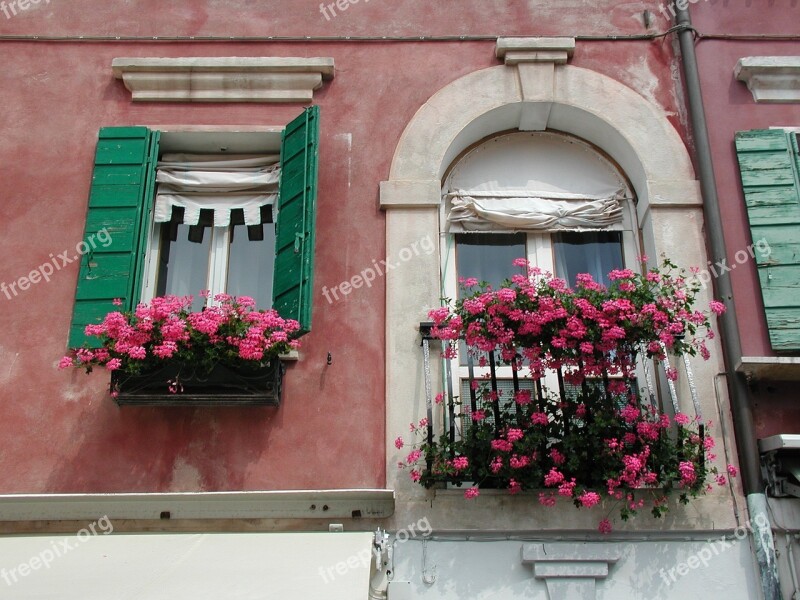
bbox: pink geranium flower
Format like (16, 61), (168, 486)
(61, 293), (302, 395)
(400, 258), (723, 525)
(709, 300), (727, 315)
(598, 519), (613, 534)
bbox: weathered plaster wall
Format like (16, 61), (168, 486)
(389, 537), (759, 599)
(380, 54), (742, 535)
(692, 1), (799, 359)
(0, 1), (690, 494)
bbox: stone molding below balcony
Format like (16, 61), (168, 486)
(735, 56), (800, 103)
(112, 57), (335, 103)
(522, 542), (621, 600)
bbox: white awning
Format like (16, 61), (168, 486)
(0, 531), (374, 599)
(155, 154), (280, 228)
(154, 193), (278, 227)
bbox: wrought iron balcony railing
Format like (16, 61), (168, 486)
(417, 321), (705, 478)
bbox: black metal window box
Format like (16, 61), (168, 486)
(111, 360), (283, 407)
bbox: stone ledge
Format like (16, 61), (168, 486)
(496, 37), (575, 65)
(735, 56), (800, 103)
(379, 179), (441, 209)
(522, 543), (621, 600)
(0, 489), (393, 522)
(522, 542), (622, 565)
(736, 356), (800, 381)
(112, 57), (335, 103)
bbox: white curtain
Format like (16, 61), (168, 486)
(446, 190), (624, 232)
(155, 154), (280, 227)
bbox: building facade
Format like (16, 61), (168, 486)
(0, 0), (794, 598)
(692, 1), (800, 599)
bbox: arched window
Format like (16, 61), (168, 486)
(440, 131), (642, 417)
(441, 131), (639, 293)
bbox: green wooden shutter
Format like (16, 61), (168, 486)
(735, 129), (800, 351)
(273, 106), (320, 333)
(68, 127), (159, 348)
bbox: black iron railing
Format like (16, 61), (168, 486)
(418, 321), (704, 474)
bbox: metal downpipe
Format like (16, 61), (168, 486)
(674, 6), (781, 599)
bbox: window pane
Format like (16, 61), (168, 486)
(455, 233), (526, 292)
(552, 231), (624, 288)
(156, 224), (211, 312)
(456, 233), (526, 366)
(227, 223), (275, 309)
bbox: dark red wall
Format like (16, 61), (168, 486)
(0, 0), (689, 493)
(692, 0), (800, 439)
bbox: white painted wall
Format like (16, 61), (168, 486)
(388, 538), (760, 600)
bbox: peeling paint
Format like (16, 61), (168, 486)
(0, 347), (19, 387)
(336, 132), (353, 190)
(170, 457), (203, 491)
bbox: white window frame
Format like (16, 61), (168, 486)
(439, 133), (646, 428)
(139, 128), (283, 309)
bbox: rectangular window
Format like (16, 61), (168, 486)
(145, 149), (279, 311)
(153, 211), (276, 311)
(68, 107), (320, 348)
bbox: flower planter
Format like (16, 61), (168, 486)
(111, 360), (283, 407)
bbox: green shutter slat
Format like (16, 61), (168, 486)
(748, 224), (800, 267)
(84, 209), (137, 251)
(765, 309), (800, 351)
(757, 266), (800, 307)
(90, 184), (145, 208)
(742, 189), (800, 226)
(98, 126), (150, 139)
(75, 254), (135, 300)
(735, 129), (800, 352)
(272, 106), (320, 334)
(736, 153), (795, 187)
(735, 129), (791, 151)
(95, 138), (149, 165)
(67, 127), (158, 348)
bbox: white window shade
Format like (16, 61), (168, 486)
(444, 132), (631, 232)
(446, 191), (624, 231)
(155, 154), (280, 227)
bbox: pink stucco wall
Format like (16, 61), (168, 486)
(691, 1), (800, 438)
(0, 1), (689, 493)
(691, 2), (799, 359)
